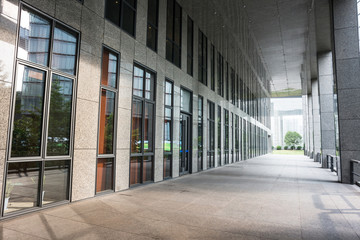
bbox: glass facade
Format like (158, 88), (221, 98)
(207, 101), (215, 169)
(187, 16), (193, 76)
(166, 0), (182, 68)
(164, 80), (173, 178)
(5, 5), (78, 215)
(147, 0), (159, 51)
(198, 30), (207, 85)
(96, 48), (119, 193)
(105, 0), (137, 36)
(198, 96), (203, 171)
(130, 65), (156, 185)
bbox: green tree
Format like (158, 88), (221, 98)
(284, 131), (302, 149)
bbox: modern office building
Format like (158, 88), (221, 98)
(0, 0), (358, 218)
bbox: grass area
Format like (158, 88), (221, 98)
(272, 150), (304, 155)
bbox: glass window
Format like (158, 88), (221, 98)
(43, 160), (70, 204)
(217, 106), (221, 166)
(47, 74), (73, 156)
(98, 90), (115, 155)
(210, 45), (215, 91)
(11, 65), (46, 158)
(105, 0), (137, 37)
(164, 80), (173, 178)
(147, 0), (159, 51)
(130, 65), (156, 185)
(4, 162), (41, 215)
(7, 6), (78, 214)
(198, 30), (207, 85)
(101, 51), (118, 88)
(224, 109), (229, 164)
(18, 7), (51, 66)
(207, 101), (215, 169)
(96, 158), (114, 192)
(180, 88), (192, 113)
(217, 53), (224, 97)
(198, 96), (203, 171)
(166, 0), (182, 68)
(187, 17), (193, 76)
(51, 24), (77, 75)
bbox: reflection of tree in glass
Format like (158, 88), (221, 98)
(104, 113), (114, 154)
(131, 128), (141, 152)
(12, 97), (42, 157)
(47, 78), (72, 156)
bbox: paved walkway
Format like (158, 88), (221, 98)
(1, 154), (360, 240)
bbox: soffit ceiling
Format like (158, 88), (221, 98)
(242, 0), (312, 97)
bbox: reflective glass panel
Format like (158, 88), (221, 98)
(4, 162), (40, 215)
(96, 158), (114, 193)
(11, 65), (45, 157)
(105, 0), (121, 25)
(133, 66), (144, 98)
(130, 157), (141, 185)
(131, 100), (142, 153)
(51, 24), (77, 75)
(164, 155), (171, 178)
(165, 81), (172, 106)
(143, 156), (153, 182)
(43, 160), (70, 204)
(144, 103), (154, 152)
(180, 89), (191, 113)
(101, 49), (118, 88)
(98, 90), (116, 155)
(122, 3), (135, 36)
(18, 7), (51, 66)
(145, 72), (154, 100)
(164, 108), (172, 152)
(47, 74), (73, 156)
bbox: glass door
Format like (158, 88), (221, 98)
(180, 113), (191, 175)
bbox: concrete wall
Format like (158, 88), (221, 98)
(0, 0), (271, 216)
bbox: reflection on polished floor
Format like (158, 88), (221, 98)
(1, 154), (360, 240)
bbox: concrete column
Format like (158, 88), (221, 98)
(318, 52), (336, 167)
(312, 80), (322, 156)
(302, 95), (309, 155)
(333, 0), (360, 183)
(308, 94), (314, 158)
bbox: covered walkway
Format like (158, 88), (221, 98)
(1, 154), (360, 240)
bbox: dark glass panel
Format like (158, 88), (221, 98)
(18, 7), (51, 66)
(144, 103), (154, 152)
(166, 0), (174, 40)
(174, 2), (181, 46)
(143, 156), (153, 182)
(166, 40), (173, 62)
(4, 162), (40, 214)
(130, 157), (141, 185)
(11, 65), (45, 157)
(52, 25), (77, 75)
(101, 49), (118, 88)
(187, 56), (192, 76)
(125, 0), (136, 8)
(187, 17), (193, 56)
(43, 160), (70, 204)
(145, 71), (154, 100)
(122, 4), (135, 36)
(165, 81), (172, 106)
(164, 107), (172, 152)
(174, 44), (181, 68)
(147, 25), (157, 51)
(96, 158), (114, 193)
(98, 90), (116, 155)
(131, 100), (142, 153)
(133, 66), (144, 98)
(105, 0), (121, 26)
(147, 0), (158, 26)
(47, 74), (73, 156)
(163, 154), (171, 178)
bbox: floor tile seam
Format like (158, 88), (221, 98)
(2, 225), (50, 240)
(326, 191), (360, 239)
(42, 212), (159, 239)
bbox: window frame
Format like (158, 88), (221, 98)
(105, 0), (137, 37)
(4, 3), (80, 216)
(95, 46), (120, 194)
(129, 63), (157, 186)
(163, 78), (173, 179)
(166, 0), (182, 68)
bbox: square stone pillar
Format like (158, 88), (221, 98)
(333, 0), (360, 183)
(312, 80), (322, 156)
(318, 52), (336, 168)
